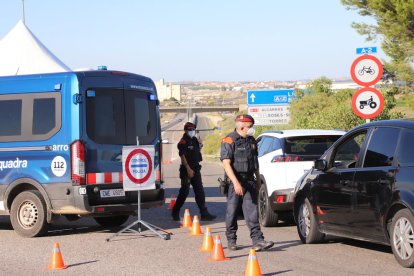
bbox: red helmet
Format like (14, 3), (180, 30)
(235, 114), (254, 125)
(184, 122), (196, 130)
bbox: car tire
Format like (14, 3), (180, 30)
(10, 190), (48, 238)
(94, 215), (130, 227)
(258, 184), (279, 227)
(390, 209), (414, 268)
(296, 197), (324, 244)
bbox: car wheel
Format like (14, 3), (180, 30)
(296, 197), (324, 244)
(10, 190), (48, 238)
(390, 209), (414, 268)
(258, 184), (279, 227)
(94, 215), (130, 227)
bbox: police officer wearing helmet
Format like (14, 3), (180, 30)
(220, 114), (274, 251)
(172, 122), (216, 221)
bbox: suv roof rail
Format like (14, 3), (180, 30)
(262, 130), (284, 134)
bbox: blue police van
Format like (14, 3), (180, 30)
(0, 69), (165, 237)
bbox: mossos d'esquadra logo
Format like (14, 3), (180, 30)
(0, 158), (28, 171)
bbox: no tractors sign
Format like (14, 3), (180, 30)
(352, 87), (384, 119)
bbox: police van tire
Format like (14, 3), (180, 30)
(258, 184), (279, 227)
(94, 215), (129, 227)
(10, 190), (48, 238)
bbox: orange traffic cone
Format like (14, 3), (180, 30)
(208, 235), (230, 261)
(189, 215), (203, 236)
(181, 208), (192, 228)
(245, 249), (262, 276)
(167, 194), (176, 210)
(48, 242), (67, 270)
(200, 227), (214, 252)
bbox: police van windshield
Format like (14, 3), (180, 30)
(86, 88), (157, 145)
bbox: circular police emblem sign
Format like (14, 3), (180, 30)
(122, 146), (155, 191)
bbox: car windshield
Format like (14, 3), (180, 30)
(86, 88), (157, 145)
(284, 135), (342, 156)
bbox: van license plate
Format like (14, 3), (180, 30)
(100, 189), (125, 198)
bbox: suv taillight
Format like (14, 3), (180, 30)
(71, 140), (85, 185)
(271, 155), (301, 162)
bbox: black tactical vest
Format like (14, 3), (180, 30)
(180, 134), (202, 168)
(228, 131), (258, 175)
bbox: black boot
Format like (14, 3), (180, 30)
(171, 208), (180, 221)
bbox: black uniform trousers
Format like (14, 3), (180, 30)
(225, 179), (264, 244)
(173, 166), (207, 214)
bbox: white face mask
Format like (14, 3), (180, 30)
(246, 127), (255, 137)
(187, 130), (196, 138)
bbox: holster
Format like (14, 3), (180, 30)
(217, 177), (229, 196)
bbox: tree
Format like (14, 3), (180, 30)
(307, 77), (333, 95)
(341, 0), (414, 84)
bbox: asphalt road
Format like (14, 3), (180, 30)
(0, 115), (411, 275)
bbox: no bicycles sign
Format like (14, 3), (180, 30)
(122, 146), (155, 191)
(350, 54), (383, 86)
(352, 87), (384, 119)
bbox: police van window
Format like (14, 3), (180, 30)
(125, 90), (156, 145)
(363, 127), (400, 168)
(0, 92), (61, 142)
(87, 88), (156, 145)
(86, 88), (125, 144)
(0, 99), (22, 136)
(33, 98), (55, 135)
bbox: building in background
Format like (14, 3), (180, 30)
(154, 79), (181, 102)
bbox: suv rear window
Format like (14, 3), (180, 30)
(284, 136), (342, 156)
(86, 88), (157, 145)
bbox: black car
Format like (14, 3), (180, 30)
(293, 120), (414, 268)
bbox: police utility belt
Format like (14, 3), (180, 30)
(217, 173), (254, 196)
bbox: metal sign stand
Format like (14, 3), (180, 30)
(106, 190), (171, 241)
(106, 139), (171, 241)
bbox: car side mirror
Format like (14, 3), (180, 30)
(314, 159), (327, 171)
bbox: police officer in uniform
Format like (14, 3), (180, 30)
(172, 122), (216, 221)
(220, 114), (274, 251)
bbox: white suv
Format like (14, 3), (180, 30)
(256, 129), (345, 226)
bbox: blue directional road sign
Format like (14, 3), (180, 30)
(247, 89), (295, 106)
(356, 47), (377, 55)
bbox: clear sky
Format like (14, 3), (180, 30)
(0, 0), (385, 82)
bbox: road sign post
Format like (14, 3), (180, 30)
(106, 145), (171, 241)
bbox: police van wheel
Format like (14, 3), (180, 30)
(10, 190), (48, 238)
(94, 215), (129, 227)
(258, 184), (279, 227)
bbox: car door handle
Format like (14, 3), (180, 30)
(340, 180), (351, 186)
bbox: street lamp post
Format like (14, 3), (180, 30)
(187, 91), (192, 122)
